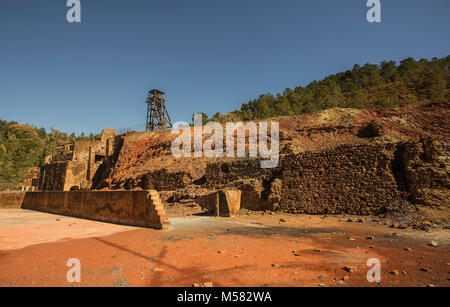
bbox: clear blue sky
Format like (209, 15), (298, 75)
(1, 0), (449, 135)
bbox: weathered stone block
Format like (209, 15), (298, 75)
(196, 189), (241, 217)
(218, 190), (241, 217)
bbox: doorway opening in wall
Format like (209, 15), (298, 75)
(95, 154), (105, 163)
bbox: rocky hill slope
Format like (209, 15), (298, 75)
(93, 102), (449, 229)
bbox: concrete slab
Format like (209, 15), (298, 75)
(0, 209), (137, 251)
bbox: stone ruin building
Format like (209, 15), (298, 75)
(23, 101), (448, 223)
(35, 89), (173, 192)
(38, 129), (116, 191)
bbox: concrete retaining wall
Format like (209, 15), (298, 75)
(0, 190), (169, 230)
(0, 191), (26, 209)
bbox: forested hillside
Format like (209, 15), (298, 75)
(0, 121), (96, 190)
(209, 56), (449, 122)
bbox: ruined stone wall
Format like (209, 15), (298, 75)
(204, 158), (273, 187)
(136, 169), (192, 191)
(202, 143), (409, 215)
(51, 152), (74, 163)
(38, 162), (69, 191)
(280, 143), (403, 215)
(101, 129), (116, 143)
(202, 141), (448, 215)
(393, 139), (449, 208)
(73, 140), (100, 162)
(39, 130), (116, 191)
(39, 160), (92, 192)
(64, 161), (89, 191)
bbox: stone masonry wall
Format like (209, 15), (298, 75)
(134, 170), (192, 191)
(203, 143), (412, 215)
(64, 161), (89, 191)
(280, 143), (403, 215)
(38, 162), (69, 191)
(204, 158), (274, 187)
(38, 130), (116, 191)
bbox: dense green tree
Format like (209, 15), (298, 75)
(381, 61), (400, 83)
(0, 121), (96, 190)
(215, 55), (449, 121)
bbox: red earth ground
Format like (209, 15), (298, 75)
(0, 208), (448, 287)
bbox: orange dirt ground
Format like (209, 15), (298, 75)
(0, 209), (448, 287)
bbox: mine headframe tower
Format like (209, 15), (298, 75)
(145, 89), (173, 131)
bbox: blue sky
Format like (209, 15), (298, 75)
(1, 0), (449, 135)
